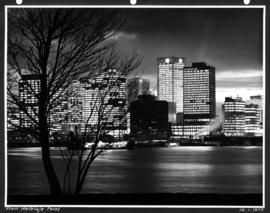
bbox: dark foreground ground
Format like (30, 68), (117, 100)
(8, 193), (262, 205)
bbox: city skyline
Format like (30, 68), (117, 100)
(112, 8), (263, 102)
(6, 8), (264, 206)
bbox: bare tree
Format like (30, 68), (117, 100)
(56, 48), (141, 195)
(7, 8), (141, 196)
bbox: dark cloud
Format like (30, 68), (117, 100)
(114, 8), (263, 90)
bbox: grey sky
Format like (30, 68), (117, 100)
(113, 8), (263, 102)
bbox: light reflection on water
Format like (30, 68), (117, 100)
(8, 146), (262, 195)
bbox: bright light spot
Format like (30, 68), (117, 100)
(179, 58), (183, 63)
(16, 0), (23, 4)
(243, 0), (250, 5)
(165, 58), (170, 63)
(130, 0), (137, 5)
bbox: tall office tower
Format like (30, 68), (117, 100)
(19, 74), (40, 128)
(127, 77), (150, 106)
(51, 80), (83, 133)
(223, 97), (245, 136)
(157, 57), (185, 113)
(245, 104), (260, 136)
(66, 80), (83, 124)
(81, 69), (127, 138)
(183, 62), (216, 134)
(49, 87), (66, 133)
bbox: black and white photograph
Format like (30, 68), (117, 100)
(3, 2), (267, 209)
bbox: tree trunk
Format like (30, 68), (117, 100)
(39, 80), (62, 196)
(40, 121), (62, 196)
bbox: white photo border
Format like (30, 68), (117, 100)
(4, 4), (266, 209)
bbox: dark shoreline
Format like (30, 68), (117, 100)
(8, 193), (263, 205)
(7, 143), (263, 148)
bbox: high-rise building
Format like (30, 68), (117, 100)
(130, 95), (170, 140)
(245, 103), (260, 136)
(51, 80), (83, 133)
(81, 69), (127, 138)
(18, 74), (40, 128)
(18, 75), (83, 133)
(249, 95), (263, 126)
(127, 77), (150, 106)
(223, 97), (245, 136)
(182, 62), (216, 136)
(157, 57), (185, 113)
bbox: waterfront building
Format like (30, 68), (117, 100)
(182, 62), (216, 136)
(18, 74), (40, 128)
(223, 97), (245, 136)
(157, 57), (185, 113)
(245, 104), (260, 136)
(49, 87), (66, 133)
(171, 124), (209, 139)
(81, 69), (127, 138)
(12, 69), (128, 139)
(249, 95), (263, 126)
(127, 77), (150, 106)
(130, 95), (170, 140)
(18, 75), (83, 133)
(51, 80), (83, 133)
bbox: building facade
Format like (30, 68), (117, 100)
(130, 95), (170, 140)
(81, 69), (128, 138)
(245, 104), (260, 136)
(51, 80), (83, 133)
(178, 62), (216, 137)
(249, 95), (263, 127)
(183, 62), (216, 122)
(18, 74), (40, 129)
(223, 97), (245, 136)
(171, 124), (209, 139)
(157, 57), (185, 113)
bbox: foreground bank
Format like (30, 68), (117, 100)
(8, 193), (262, 205)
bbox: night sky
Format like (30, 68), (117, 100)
(112, 8), (263, 102)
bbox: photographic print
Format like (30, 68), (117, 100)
(5, 4), (265, 208)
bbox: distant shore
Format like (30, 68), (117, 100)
(8, 193), (262, 205)
(7, 142), (262, 148)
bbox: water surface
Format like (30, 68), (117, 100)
(8, 146), (262, 195)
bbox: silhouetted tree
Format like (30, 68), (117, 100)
(57, 46), (141, 195)
(7, 8), (141, 196)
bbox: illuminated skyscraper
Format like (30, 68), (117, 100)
(223, 97), (245, 136)
(245, 103), (260, 136)
(183, 62), (216, 120)
(171, 62), (216, 138)
(81, 69), (127, 138)
(52, 80), (83, 133)
(183, 62), (216, 135)
(157, 57), (185, 113)
(18, 74), (40, 128)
